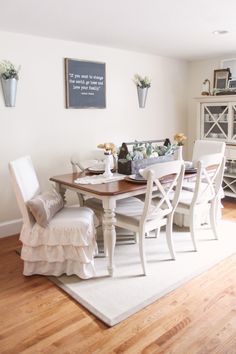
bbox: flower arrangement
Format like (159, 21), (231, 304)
(97, 142), (116, 155)
(173, 133), (187, 146)
(124, 141), (175, 161)
(133, 74), (151, 88)
(0, 60), (21, 80)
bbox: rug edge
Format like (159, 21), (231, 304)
(48, 276), (114, 326)
(49, 248), (236, 327)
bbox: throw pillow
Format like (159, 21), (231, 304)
(27, 189), (64, 227)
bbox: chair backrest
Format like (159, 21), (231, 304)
(140, 160), (184, 224)
(9, 156), (40, 226)
(192, 153), (225, 205)
(70, 152), (107, 173)
(192, 140), (225, 162)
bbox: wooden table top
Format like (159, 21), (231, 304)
(50, 170), (197, 197)
(50, 173), (147, 196)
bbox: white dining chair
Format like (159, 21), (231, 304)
(174, 140), (226, 227)
(192, 139), (226, 161)
(70, 154), (137, 250)
(183, 140), (225, 190)
(173, 153), (225, 251)
(70, 153), (106, 206)
(114, 160), (184, 275)
(70, 152), (106, 174)
(9, 155), (98, 279)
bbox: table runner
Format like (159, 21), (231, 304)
(74, 173), (125, 185)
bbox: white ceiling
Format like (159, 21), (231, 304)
(1, 0), (236, 61)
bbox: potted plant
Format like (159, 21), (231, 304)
(0, 60), (20, 107)
(133, 74), (151, 108)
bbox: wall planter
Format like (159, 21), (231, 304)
(133, 74), (151, 109)
(1, 78), (18, 107)
(0, 60), (20, 107)
(137, 87), (149, 108)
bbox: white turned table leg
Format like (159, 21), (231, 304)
(102, 198), (116, 276)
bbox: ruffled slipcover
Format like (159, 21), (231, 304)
(9, 156), (99, 280)
(20, 206), (99, 279)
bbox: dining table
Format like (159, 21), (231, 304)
(50, 170), (196, 276)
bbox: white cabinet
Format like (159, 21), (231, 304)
(200, 102), (236, 143)
(197, 95), (236, 198)
(223, 145), (236, 197)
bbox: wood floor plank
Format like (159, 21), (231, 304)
(0, 197), (236, 353)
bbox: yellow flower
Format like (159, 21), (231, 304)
(97, 142), (116, 155)
(174, 133), (187, 146)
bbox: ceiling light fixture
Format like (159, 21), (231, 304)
(212, 30), (229, 35)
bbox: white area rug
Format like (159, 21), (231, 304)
(49, 220), (236, 326)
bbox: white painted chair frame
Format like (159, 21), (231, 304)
(174, 140), (226, 228)
(175, 153), (225, 251)
(115, 160), (185, 275)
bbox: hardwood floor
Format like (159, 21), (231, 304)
(0, 198), (236, 354)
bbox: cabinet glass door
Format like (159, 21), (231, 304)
(202, 104), (228, 140)
(232, 105), (236, 141)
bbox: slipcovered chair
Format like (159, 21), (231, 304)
(114, 160), (185, 275)
(9, 156), (98, 279)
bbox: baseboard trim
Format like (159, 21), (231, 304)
(0, 219), (22, 238)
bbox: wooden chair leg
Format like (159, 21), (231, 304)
(166, 216), (176, 260)
(210, 199), (219, 240)
(190, 210), (198, 251)
(138, 231), (147, 275)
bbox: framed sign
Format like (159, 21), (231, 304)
(213, 69), (231, 90)
(65, 58), (106, 108)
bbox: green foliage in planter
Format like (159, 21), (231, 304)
(124, 141), (176, 161)
(0, 60), (20, 80)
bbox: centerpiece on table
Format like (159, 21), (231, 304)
(133, 74), (151, 108)
(117, 139), (176, 175)
(0, 60), (21, 107)
(97, 142), (116, 178)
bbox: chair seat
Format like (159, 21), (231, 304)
(182, 180), (225, 199)
(85, 198), (139, 246)
(20, 205), (99, 247)
(115, 197), (169, 228)
(153, 188), (213, 208)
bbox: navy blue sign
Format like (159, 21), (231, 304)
(65, 58), (106, 108)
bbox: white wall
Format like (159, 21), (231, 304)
(0, 31), (188, 233)
(187, 55), (236, 157)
